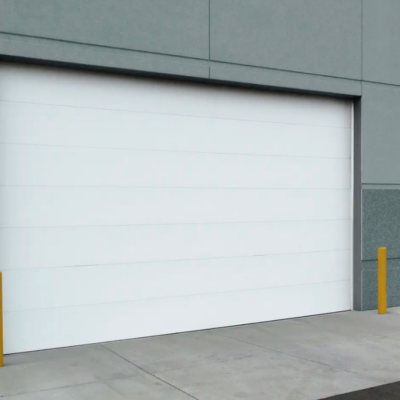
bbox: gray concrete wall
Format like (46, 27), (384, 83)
(0, 0), (399, 310)
(360, 0), (400, 309)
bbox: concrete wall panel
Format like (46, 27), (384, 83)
(0, 0), (209, 59)
(363, 0), (400, 85)
(363, 189), (400, 260)
(210, 0), (362, 79)
(361, 83), (400, 185)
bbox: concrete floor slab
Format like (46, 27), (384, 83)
(104, 329), (266, 373)
(274, 333), (400, 383)
(104, 374), (196, 399)
(214, 316), (354, 354)
(301, 310), (400, 339)
(215, 310), (400, 384)
(155, 351), (384, 400)
(0, 344), (142, 397)
(0, 382), (126, 400)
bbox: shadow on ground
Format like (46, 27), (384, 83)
(322, 381), (400, 399)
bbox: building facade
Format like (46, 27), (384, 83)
(0, 0), (399, 353)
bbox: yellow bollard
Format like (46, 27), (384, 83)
(0, 272), (3, 367)
(378, 247), (387, 315)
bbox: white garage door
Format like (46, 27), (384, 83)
(0, 63), (352, 354)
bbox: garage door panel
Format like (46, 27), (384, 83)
(0, 65), (351, 128)
(0, 145), (351, 189)
(0, 221), (350, 271)
(0, 187), (350, 228)
(4, 280), (351, 354)
(4, 250), (351, 312)
(0, 63), (352, 354)
(0, 102), (351, 159)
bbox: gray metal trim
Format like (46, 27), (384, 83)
(353, 98), (363, 310)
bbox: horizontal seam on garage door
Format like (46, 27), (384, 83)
(0, 99), (351, 130)
(1, 248), (351, 272)
(0, 185), (352, 190)
(4, 278), (352, 314)
(0, 142), (351, 160)
(0, 218), (352, 229)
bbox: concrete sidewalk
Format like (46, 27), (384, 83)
(2, 309), (400, 399)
